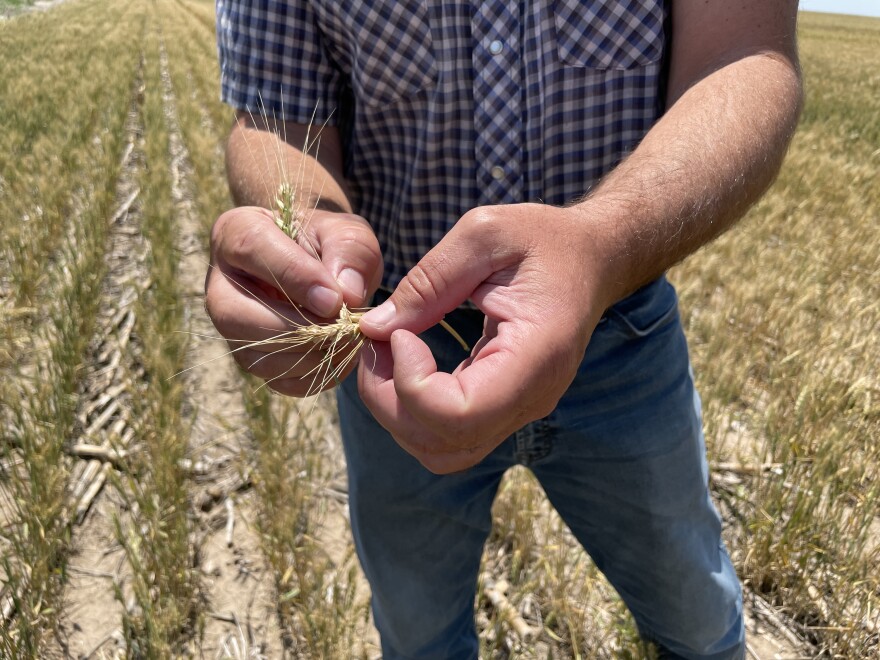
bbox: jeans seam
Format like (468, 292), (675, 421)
(514, 419), (552, 465)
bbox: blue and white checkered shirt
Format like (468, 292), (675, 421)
(217, 0), (668, 292)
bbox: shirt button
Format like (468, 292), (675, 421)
(490, 166), (505, 180)
(489, 40), (503, 55)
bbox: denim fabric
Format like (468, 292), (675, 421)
(337, 277), (744, 660)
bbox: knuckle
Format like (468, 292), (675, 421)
(327, 222), (382, 266)
(229, 222), (265, 264)
(215, 208), (281, 264)
(401, 262), (448, 309)
(338, 211), (370, 227)
(456, 207), (524, 270)
(334, 224), (377, 256)
(407, 436), (478, 475)
(230, 347), (259, 374)
(536, 399), (559, 420)
(462, 206), (523, 264)
(212, 208), (256, 252)
(461, 207), (505, 248)
(273, 256), (303, 291)
(423, 453), (478, 475)
(266, 379), (304, 398)
(462, 206), (499, 230)
(253, 363), (300, 390)
(334, 222), (366, 243)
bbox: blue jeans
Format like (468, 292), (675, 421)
(337, 277), (744, 659)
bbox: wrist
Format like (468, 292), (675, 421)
(555, 203), (634, 314)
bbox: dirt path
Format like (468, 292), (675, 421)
(51, 65), (149, 657)
(51, 41), (286, 658)
(156, 39), (287, 658)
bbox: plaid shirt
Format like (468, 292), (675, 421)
(217, 0), (669, 291)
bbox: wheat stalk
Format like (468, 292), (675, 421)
(197, 97), (469, 396)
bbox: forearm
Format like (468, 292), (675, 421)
(577, 50), (803, 310)
(225, 112), (353, 214)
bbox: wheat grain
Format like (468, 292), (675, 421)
(221, 100), (469, 394)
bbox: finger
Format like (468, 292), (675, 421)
(403, 444), (497, 475)
(358, 338), (435, 446)
(205, 266), (323, 353)
(357, 338), (397, 411)
(307, 211), (383, 307)
(265, 371), (349, 397)
(265, 356), (360, 396)
(358, 343), (498, 473)
(389, 324), (563, 442)
(389, 330), (508, 436)
(358, 210), (514, 340)
(455, 316), (499, 374)
(265, 377), (321, 398)
(357, 335), (492, 452)
(212, 207), (343, 317)
(358, 331), (477, 442)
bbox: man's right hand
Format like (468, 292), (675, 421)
(205, 205), (382, 396)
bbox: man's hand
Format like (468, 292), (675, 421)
(354, 0), (802, 474)
(357, 203), (613, 474)
(206, 205), (382, 396)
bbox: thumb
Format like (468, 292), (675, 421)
(358, 211), (500, 341)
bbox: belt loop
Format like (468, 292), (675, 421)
(513, 419), (552, 465)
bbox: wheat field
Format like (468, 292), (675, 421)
(0, 2), (877, 657)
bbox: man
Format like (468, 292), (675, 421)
(209, 1), (802, 657)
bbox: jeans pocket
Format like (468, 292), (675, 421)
(602, 277), (679, 340)
(553, 0), (665, 70)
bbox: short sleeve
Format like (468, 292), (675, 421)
(216, 0), (341, 125)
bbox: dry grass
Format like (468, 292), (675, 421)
(0, 0), (42, 20)
(155, 3), (373, 653)
(1, 4), (878, 658)
(670, 11), (880, 656)
(242, 386), (369, 656)
(479, 468), (651, 659)
(109, 14), (205, 654)
(0, 0), (144, 652)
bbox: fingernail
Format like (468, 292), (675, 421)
(361, 300), (396, 329)
(307, 285), (340, 317)
(338, 268), (366, 300)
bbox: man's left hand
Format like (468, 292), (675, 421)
(357, 203), (614, 474)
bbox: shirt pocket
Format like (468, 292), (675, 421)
(553, 0), (665, 70)
(342, 0), (438, 108)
